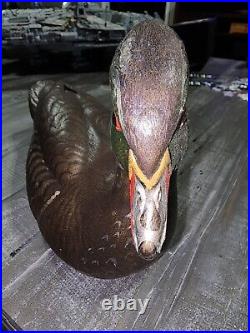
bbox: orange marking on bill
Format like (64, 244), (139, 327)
(128, 148), (171, 190)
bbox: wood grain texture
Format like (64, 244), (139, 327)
(2, 58), (247, 330)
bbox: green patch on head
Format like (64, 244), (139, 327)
(110, 121), (129, 171)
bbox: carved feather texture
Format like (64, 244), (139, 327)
(26, 80), (153, 278)
(26, 21), (188, 278)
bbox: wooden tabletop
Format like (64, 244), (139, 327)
(2, 58), (247, 330)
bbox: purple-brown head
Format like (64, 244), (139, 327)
(110, 20), (188, 260)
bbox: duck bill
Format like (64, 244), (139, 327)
(129, 165), (172, 260)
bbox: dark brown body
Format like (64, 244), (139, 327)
(26, 81), (154, 278)
(26, 21), (188, 279)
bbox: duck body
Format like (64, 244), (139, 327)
(26, 20), (188, 279)
(27, 81), (153, 278)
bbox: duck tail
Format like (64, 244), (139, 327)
(28, 80), (55, 119)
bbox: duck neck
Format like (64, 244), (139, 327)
(110, 121), (129, 171)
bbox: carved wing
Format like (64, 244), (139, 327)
(26, 80), (91, 220)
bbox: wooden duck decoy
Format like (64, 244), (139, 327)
(26, 20), (188, 279)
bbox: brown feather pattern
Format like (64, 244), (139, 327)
(26, 21), (188, 278)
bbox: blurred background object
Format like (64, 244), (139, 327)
(173, 2), (248, 62)
(2, 2), (248, 73)
(2, 2), (152, 71)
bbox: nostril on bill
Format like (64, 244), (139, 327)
(138, 241), (157, 260)
(139, 207), (160, 231)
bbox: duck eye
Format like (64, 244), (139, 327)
(112, 113), (122, 132)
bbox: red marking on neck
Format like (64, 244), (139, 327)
(115, 115), (122, 132)
(166, 167), (172, 192)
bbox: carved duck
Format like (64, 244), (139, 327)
(26, 20), (188, 279)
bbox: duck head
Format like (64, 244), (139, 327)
(110, 20), (188, 260)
